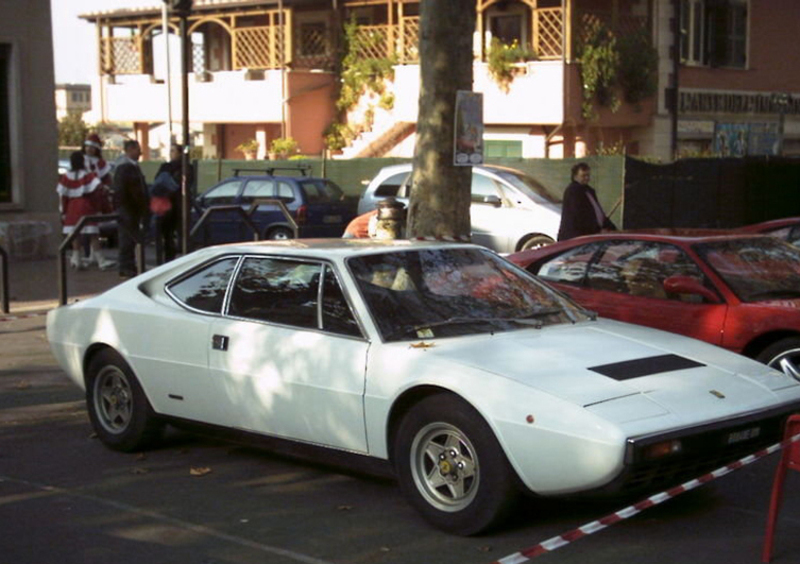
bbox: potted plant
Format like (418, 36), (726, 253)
(268, 137), (299, 160)
(235, 139), (259, 160)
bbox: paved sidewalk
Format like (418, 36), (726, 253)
(3, 252), (136, 314)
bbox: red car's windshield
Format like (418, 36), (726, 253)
(694, 238), (800, 302)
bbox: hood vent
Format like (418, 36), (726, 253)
(589, 354), (705, 381)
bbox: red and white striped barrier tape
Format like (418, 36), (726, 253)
(412, 236), (472, 243)
(492, 430), (800, 564)
(0, 310), (50, 323)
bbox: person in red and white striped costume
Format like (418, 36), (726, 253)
(56, 151), (115, 270)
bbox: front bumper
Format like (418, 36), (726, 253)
(596, 401), (800, 496)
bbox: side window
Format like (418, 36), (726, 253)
(167, 257), (239, 313)
(654, 244), (708, 303)
(321, 266), (362, 337)
(374, 171), (408, 198)
(241, 179), (274, 203)
(588, 241), (651, 294)
(203, 180), (242, 206)
(471, 173), (501, 204)
(536, 243), (601, 285)
(275, 181), (296, 203)
(228, 257), (321, 329)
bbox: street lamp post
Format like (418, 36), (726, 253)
(165, 0), (193, 255)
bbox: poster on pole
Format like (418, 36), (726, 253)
(454, 91), (484, 166)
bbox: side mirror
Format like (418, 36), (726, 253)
(482, 195), (502, 207)
(663, 275), (721, 304)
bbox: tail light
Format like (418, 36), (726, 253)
(296, 205), (308, 225)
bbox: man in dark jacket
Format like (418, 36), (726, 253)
(557, 162), (616, 241)
(152, 144), (192, 262)
(113, 140), (149, 278)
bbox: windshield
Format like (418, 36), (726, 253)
(495, 170), (562, 205)
(694, 237), (800, 302)
(347, 247), (590, 342)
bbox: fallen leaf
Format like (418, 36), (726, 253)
(135, 453), (147, 461)
(15, 380), (30, 390)
(337, 505), (353, 511)
(190, 467), (212, 477)
(88, 433), (98, 440)
(477, 546), (493, 553)
(379, 547), (391, 553)
(132, 467), (149, 475)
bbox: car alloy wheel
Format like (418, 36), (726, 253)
(410, 422), (480, 512)
(394, 394), (517, 535)
(93, 365), (134, 435)
(86, 349), (163, 452)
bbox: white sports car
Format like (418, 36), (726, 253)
(47, 239), (800, 534)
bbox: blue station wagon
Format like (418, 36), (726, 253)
(192, 166), (356, 245)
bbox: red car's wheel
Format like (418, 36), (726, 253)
(757, 337), (800, 382)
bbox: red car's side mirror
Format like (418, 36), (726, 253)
(663, 275), (721, 304)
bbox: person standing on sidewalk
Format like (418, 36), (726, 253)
(152, 144), (190, 262)
(557, 162), (616, 241)
(56, 151), (116, 270)
(113, 140), (149, 279)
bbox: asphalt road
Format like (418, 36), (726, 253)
(2, 311), (800, 564)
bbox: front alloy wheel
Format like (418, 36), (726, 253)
(410, 422), (480, 512)
(394, 394), (517, 535)
(758, 337), (800, 381)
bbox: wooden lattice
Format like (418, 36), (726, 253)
(352, 25), (390, 60)
(533, 8), (563, 59)
(102, 37), (140, 74)
(294, 23), (334, 70)
(399, 16), (419, 63)
(192, 43), (204, 74)
(234, 26), (285, 70)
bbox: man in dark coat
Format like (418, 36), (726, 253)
(113, 140), (149, 278)
(557, 162), (616, 241)
(152, 144), (193, 262)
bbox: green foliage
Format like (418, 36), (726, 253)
(235, 138), (259, 155)
(487, 38), (536, 92)
(336, 19), (396, 113)
(578, 23), (658, 120)
(617, 30), (659, 104)
(326, 18), (397, 151)
(269, 137), (299, 157)
(578, 23), (620, 120)
(58, 112), (89, 147)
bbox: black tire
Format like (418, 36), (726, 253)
(756, 337), (800, 381)
(266, 226), (294, 240)
(86, 349), (163, 452)
(393, 394), (518, 535)
(519, 235), (554, 251)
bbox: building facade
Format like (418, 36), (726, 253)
(1, 0), (59, 258)
(55, 83), (92, 121)
(81, 0), (799, 162)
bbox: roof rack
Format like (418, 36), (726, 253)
(233, 164), (312, 177)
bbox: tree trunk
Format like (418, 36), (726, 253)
(406, 0), (476, 239)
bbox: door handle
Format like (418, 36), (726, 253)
(212, 334), (229, 351)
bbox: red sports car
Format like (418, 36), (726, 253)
(509, 232), (800, 379)
(737, 217), (800, 246)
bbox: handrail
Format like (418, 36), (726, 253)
(0, 245), (8, 313)
(57, 213), (144, 307)
(189, 198), (298, 247)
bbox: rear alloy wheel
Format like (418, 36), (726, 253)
(266, 227), (294, 240)
(520, 235), (554, 251)
(86, 350), (163, 452)
(757, 337), (800, 381)
(394, 394), (517, 535)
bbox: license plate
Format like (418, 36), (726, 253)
(726, 426), (761, 445)
(323, 215), (342, 224)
